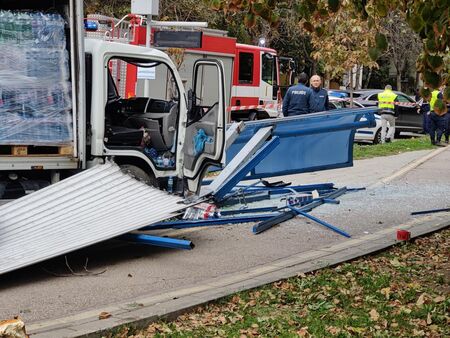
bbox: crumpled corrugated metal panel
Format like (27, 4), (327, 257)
(0, 163), (186, 275)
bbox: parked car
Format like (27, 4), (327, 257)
(328, 97), (386, 144)
(328, 89), (350, 99)
(351, 89), (422, 134)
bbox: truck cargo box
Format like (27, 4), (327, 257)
(0, 0), (85, 170)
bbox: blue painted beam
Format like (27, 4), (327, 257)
(213, 136), (281, 201)
(119, 233), (194, 250)
(411, 208), (450, 215)
(288, 207), (351, 238)
(141, 213), (279, 230)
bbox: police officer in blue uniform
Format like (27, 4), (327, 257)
(309, 74), (329, 113)
(282, 72), (313, 116)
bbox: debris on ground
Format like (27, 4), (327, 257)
(0, 318), (28, 338)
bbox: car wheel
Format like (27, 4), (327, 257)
(374, 129), (382, 144)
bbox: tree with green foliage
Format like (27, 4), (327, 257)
(210, 0), (449, 107)
(308, 1), (378, 90)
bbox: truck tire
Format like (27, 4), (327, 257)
(120, 164), (159, 188)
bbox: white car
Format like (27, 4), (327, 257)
(328, 97), (387, 144)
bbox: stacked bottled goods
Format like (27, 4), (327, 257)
(0, 11), (73, 145)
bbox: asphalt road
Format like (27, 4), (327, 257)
(0, 148), (449, 323)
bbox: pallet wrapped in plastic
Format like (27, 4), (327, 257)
(0, 10), (73, 146)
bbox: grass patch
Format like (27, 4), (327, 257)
(353, 136), (436, 160)
(111, 229), (449, 338)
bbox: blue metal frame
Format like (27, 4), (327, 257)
(411, 208), (450, 215)
(213, 136), (281, 201)
(220, 206), (279, 215)
(226, 108), (377, 180)
(288, 207), (351, 238)
(142, 214), (279, 230)
(233, 183), (335, 194)
(119, 233), (194, 250)
(253, 187), (348, 234)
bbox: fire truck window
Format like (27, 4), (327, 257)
(238, 52), (253, 84)
(262, 53), (276, 85)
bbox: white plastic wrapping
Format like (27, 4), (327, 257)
(0, 11), (73, 146)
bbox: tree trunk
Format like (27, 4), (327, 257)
(349, 69), (354, 108)
(355, 65), (361, 90)
(364, 67), (372, 88)
(415, 70), (420, 90)
(324, 72), (330, 89)
(311, 62), (317, 77)
(396, 71), (402, 92)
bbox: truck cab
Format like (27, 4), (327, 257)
(86, 39), (226, 193)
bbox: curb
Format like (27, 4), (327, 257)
(368, 146), (448, 189)
(28, 213), (450, 338)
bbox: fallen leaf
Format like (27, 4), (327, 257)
(426, 313), (432, 325)
(326, 326), (341, 335)
(433, 296), (445, 303)
(399, 306), (412, 314)
(380, 287), (391, 300)
(346, 326), (366, 334)
(369, 309), (380, 321)
(297, 327), (309, 336)
(413, 329), (425, 336)
(390, 258), (401, 267)
(416, 293), (426, 306)
(98, 311), (111, 320)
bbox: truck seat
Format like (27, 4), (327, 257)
(123, 101), (178, 151)
(141, 102), (178, 148)
(124, 117), (167, 151)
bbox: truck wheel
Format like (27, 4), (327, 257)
(120, 164), (159, 188)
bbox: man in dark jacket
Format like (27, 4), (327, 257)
(310, 75), (329, 113)
(282, 72), (312, 116)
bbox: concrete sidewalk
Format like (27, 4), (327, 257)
(1, 147), (449, 337)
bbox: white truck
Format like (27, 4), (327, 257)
(0, 0), (229, 197)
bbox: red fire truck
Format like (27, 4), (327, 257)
(86, 14), (294, 122)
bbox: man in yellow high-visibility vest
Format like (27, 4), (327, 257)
(428, 87), (447, 146)
(377, 85), (398, 143)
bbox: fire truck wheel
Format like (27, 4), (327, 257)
(120, 164), (159, 188)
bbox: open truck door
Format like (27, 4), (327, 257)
(183, 59), (226, 193)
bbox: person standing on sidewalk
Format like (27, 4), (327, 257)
(282, 72), (313, 116)
(428, 87), (447, 146)
(309, 75), (329, 113)
(377, 85), (398, 143)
